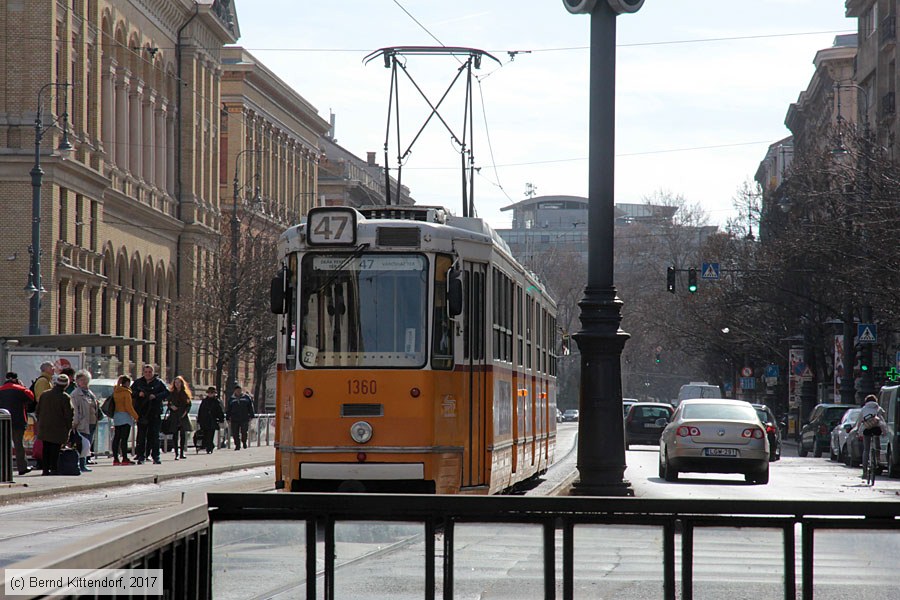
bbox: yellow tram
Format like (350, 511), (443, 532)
(270, 205), (557, 494)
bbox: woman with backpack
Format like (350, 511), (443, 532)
(111, 375), (139, 465)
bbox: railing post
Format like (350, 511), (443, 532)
(801, 522), (814, 600)
(543, 521), (556, 599)
(784, 523), (796, 600)
(681, 520), (693, 600)
(663, 520), (676, 600)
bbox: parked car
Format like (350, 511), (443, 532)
(875, 385), (900, 477)
(798, 404), (850, 457)
(625, 402), (673, 449)
(563, 409), (580, 422)
(658, 399), (769, 484)
(829, 407), (861, 464)
(751, 403), (782, 462)
(622, 399), (638, 419)
(556, 408), (564, 423)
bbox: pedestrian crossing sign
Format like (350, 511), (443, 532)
(857, 323), (877, 344)
(701, 262), (720, 280)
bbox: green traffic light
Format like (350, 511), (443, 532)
(688, 284), (698, 293)
(861, 364), (869, 372)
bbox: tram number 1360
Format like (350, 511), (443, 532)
(348, 379), (377, 395)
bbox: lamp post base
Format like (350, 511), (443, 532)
(570, 477), (634, 497)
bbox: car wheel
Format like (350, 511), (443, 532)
(798, 440), (808, 457)
(842, 444), (850, 466)
(753, 467), (769, 485)
(813, 439), (823, 458)
(829, 443), (837, 462)
(658, 453), (665, 479)
(663, 451), (678, 482)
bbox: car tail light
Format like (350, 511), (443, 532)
(303, 387), (314, 398)
(676, 426), (700, 437)
(742, 427), (764, 439)
(765, 424), (775, 434)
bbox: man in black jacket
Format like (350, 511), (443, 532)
(227, 385), (255, 450)
(0, 372), (35, 475)
(131, 365), (169, 464)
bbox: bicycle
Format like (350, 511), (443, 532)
(866, 434), (881, 487)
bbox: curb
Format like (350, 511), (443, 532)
(0, 459), (274, 505)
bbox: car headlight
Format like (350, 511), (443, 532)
(350, 421), (373, 444)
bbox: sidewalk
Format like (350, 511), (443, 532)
(0, 445), (275, 505)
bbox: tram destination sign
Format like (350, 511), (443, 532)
(312, 255), (424, 271)
(307, 207), (357, 245)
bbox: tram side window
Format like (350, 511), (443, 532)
(286, 255), (298, 364)
(516, 286), (524, 367)
(432, 255), (454, 370)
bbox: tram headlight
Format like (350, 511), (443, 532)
(350, 421), (373, 444)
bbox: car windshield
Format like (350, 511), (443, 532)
(841, 408), (861, 424)
(683, 403), (758, 421)
(634, 406), (671, 419)
(299, 253), (428, 368)
(754, 409), (769, 423)
(824, 407), (850, 424)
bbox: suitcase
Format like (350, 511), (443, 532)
(57, 447), (81, 476)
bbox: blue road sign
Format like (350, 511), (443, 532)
(701, 262), (720, 280)
(857, 323), (877, 344)
(765, 364), (779, 378)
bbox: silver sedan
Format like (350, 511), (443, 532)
(658, 399), (770, 484)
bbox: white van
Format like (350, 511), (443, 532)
(675, 382), (722, 407)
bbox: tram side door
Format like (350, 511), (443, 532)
(462, 262), (488, 488)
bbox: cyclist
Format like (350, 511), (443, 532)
(857, 394), (886, 479)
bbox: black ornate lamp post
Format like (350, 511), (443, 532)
(28, 82), (74, 336)
(228, 148), (261, 391)
(562, 0), (644, 496)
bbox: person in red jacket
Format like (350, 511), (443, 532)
(0, 372), (35, 475)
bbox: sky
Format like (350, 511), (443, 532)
(232, 1), (855, 231)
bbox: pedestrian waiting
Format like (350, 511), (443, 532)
(35, 373), (74, 476)
(227, 385), (255, 450)
(111, 375), (139, 465)
(197, 386), (225, 454)
(70, 370), (99, 473)
(166, 376), (192, 460)
(0, 372), (35, 475)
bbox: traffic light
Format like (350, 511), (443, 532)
(687, 268), (698, 293)
(655, 353), (661, 364)
(666, 266), (676, 294)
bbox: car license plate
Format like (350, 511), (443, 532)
(643, 423), (658, 428)
(703, 448), (738, 457)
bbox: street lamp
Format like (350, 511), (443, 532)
(228, 148), (261, 392)
(563, 0), (644, 497)
(27, 82), (73, 336)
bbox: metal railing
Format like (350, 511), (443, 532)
(207, 493), (900, 600)
(4, 492), (897, 599)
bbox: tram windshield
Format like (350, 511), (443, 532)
(298, 253), (428, 368)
